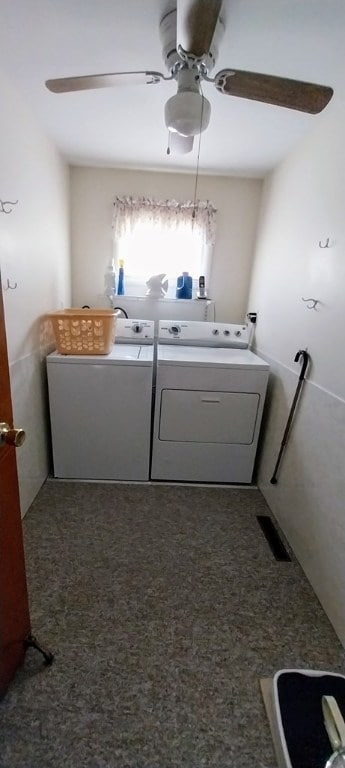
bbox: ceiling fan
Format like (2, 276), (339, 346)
(45, 0), (333, 155)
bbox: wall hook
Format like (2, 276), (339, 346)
(0, 199), (18, 214)
(319, 238), (330, 248)
(4, 278), (18, 291)
(301, 297), (320, 310)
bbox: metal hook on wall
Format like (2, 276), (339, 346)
(0, 199), (18, 214)
(319, 238), (330, 248)
(301, 297), (320, 310)
(4, 278), (18, 291)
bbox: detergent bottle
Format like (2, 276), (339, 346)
(117, 259), (125, 295)
(176, 271), (192, 299)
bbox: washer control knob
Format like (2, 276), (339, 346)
(170, 325), (181, 334)
(212, 329), (219, 335)
(132, 323), (143, 334)
(223, 329), (230, 336)
(235, 330), (242, 337)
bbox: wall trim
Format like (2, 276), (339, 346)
(254, 346), (345, 406)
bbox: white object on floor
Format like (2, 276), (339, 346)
(151, 320), (269, 483)
(322, 695), (345, 765)
(47, 319), (154, 481)
(260, 677), (286, 768)
(267, 669), (345, 768)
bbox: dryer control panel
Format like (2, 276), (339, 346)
(158, 320), (250, 348)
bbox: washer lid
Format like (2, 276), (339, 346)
(48, 344), (154, 365)
(157, 345), (269, 370)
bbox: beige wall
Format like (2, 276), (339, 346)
(70, 166), (262, 323)
(0, 69), (71, 515)
(248, 103), (345, 644)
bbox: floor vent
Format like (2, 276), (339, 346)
(256, 515), (291, 562)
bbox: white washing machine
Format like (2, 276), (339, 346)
(151, 320), (269, 484)
(47, 319), (154, 481)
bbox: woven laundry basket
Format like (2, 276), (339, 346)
(48, 309), (117, 355)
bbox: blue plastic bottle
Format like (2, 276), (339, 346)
(176, 271), (192, 299)
(117, 259), (125, 295)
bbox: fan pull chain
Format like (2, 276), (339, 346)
(192, 92), (204, 221)
(166, 131), (171, 155)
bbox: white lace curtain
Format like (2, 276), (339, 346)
(112, 196), (217, 246)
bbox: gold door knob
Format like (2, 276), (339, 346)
(0, 422), (26, 448)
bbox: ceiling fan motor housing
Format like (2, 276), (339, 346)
(159, 9), (224, 75)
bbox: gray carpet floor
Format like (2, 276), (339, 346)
(1, 481), (345, 768)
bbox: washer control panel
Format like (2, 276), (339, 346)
(158, 321), (250, 348)
(116, 319), (155, 344)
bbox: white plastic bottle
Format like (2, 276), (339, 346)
(104, 260), (116, 303)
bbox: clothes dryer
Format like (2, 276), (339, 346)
(151, 320), (269, 484)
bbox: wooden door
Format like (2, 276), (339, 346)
(0, 270), (31, 696)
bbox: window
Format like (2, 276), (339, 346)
(117, 220), (205, 298)
(112, 196), (217, 299)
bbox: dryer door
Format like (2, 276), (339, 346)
(159, 389), (260, 444)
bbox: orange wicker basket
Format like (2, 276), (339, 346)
(48, 309), (117, 355)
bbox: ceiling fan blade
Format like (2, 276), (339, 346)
(214, 69), (333, 114)
(46, 71), (166, 94)
(177, 0), (222, 58)
(169, 132), (194, 154)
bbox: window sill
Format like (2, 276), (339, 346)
(98, 295), (215, 321)
(113, 296), (212, 303)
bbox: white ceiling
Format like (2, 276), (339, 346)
(0, 0), (344, 177)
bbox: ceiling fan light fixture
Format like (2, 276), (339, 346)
(164, 91), (211, 136)
(169, 131), (194, 154)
